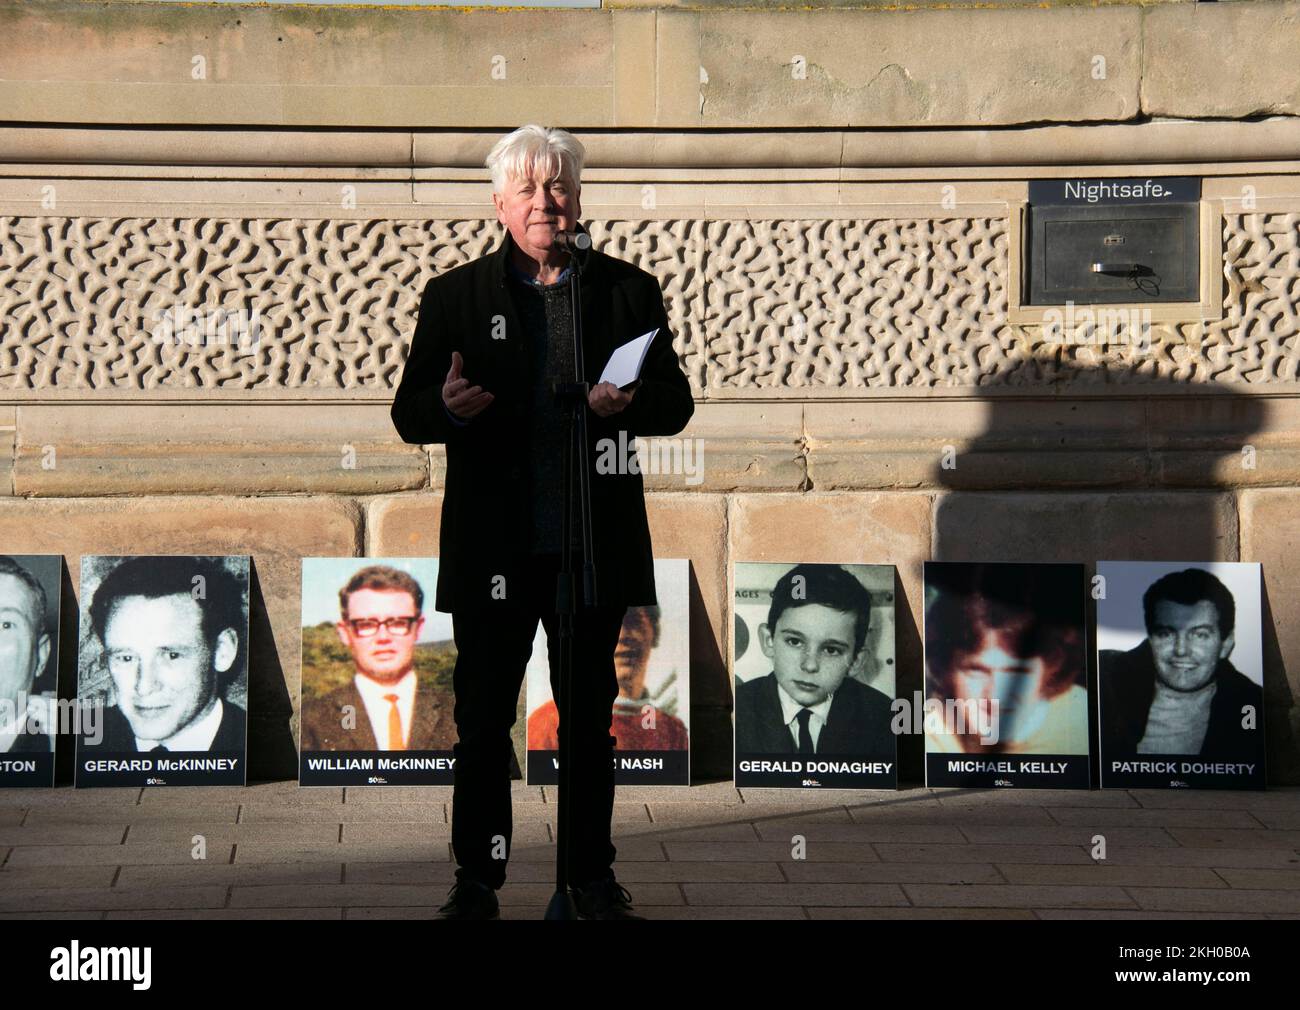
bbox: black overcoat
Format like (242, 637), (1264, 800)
(391, 223), (695, 612)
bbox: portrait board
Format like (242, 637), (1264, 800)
(1097, 561), (1265, 790)
(0, 555), (62, 787)
(526, 559), (690, 785)
(733, 562), (897, 789)
(75, 555), (249, 788)
(299, 558), (458, 786)
(924, 562), (1090, 789)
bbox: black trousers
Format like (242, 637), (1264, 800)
(449, 552), (626, 889)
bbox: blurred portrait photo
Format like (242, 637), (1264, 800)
(924, 562), (1088, 757)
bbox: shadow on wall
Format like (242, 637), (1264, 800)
(917, 361), (1297, 786)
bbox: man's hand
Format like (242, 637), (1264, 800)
(588, 380), (636, 417)
(442, 351), (494, 419)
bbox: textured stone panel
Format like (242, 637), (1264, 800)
(0, 217), (709, 395)
(2, 212), (1298, 395)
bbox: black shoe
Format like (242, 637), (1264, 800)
(436, 877), (500, 920)
(571, 875), (643, 920)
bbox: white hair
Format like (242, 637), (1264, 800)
(485, 125), (585, 194)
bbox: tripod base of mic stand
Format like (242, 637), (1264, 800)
(544, 888), (579, 920)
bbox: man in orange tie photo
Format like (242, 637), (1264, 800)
(300, 564), (457, 753)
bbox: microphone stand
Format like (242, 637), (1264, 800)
(544, 228), (597, 921)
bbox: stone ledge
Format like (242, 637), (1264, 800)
(14, 405), (428, 497)
(6, 119), (1300, 170)
(15, 396), (1300, 496)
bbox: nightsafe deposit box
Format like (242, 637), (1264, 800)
(1024, 177), (1201, 305)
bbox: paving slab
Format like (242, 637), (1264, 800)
(996, 864), (1227, 888)
(4, 844), (238, 867)
(0, 824), (128, 845)
(960, 826), (1180, 846)
(684, 882), (910, 907)
(847, 804), (1056, 826)
(755, 823), (966, 843)
(107, 908), (344, 920)
(115, 863), (344, 888)
(0, 865), (119, 889)
(1213, 868), (1300, 889)
(665, 841), (879, 863)
(0, 885), (229, 913)
(1167, 827), (1300, 849)
(873, 843), (1094, 864)
(1126, 887), (1300, 914)
(810, 907), (1037, 920)
(1045, 807), (1266, 828)
(903, 884), (1138, 910)
(782, 861), (1004, 884)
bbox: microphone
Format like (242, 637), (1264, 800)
(553, 229), (592, 252)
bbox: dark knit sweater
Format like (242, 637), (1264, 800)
(506, 260), (583, 553)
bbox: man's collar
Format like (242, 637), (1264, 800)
(354, 668), (416, 701)
(135, 697), (224, 752)
(774, 676), (834, 724)
(494, 220), (594, 287)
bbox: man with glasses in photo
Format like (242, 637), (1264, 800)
(300, 564), (457, 753)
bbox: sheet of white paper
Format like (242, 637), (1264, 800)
(598, 328), (658, 388)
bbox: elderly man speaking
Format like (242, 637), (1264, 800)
(391, 125), (694, 919)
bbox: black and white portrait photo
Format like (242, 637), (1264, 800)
(1097, 561), (1265, 789)
(75, 555), (249, 787)
(733, 562), (897, 789)
(0, 555), (61, 787)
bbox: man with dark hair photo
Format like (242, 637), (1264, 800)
(301, 564), (457, 752)
(80, 555), (247, 754)
(1100, 566), (1263, 762)
(735, 563), (893, 757)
